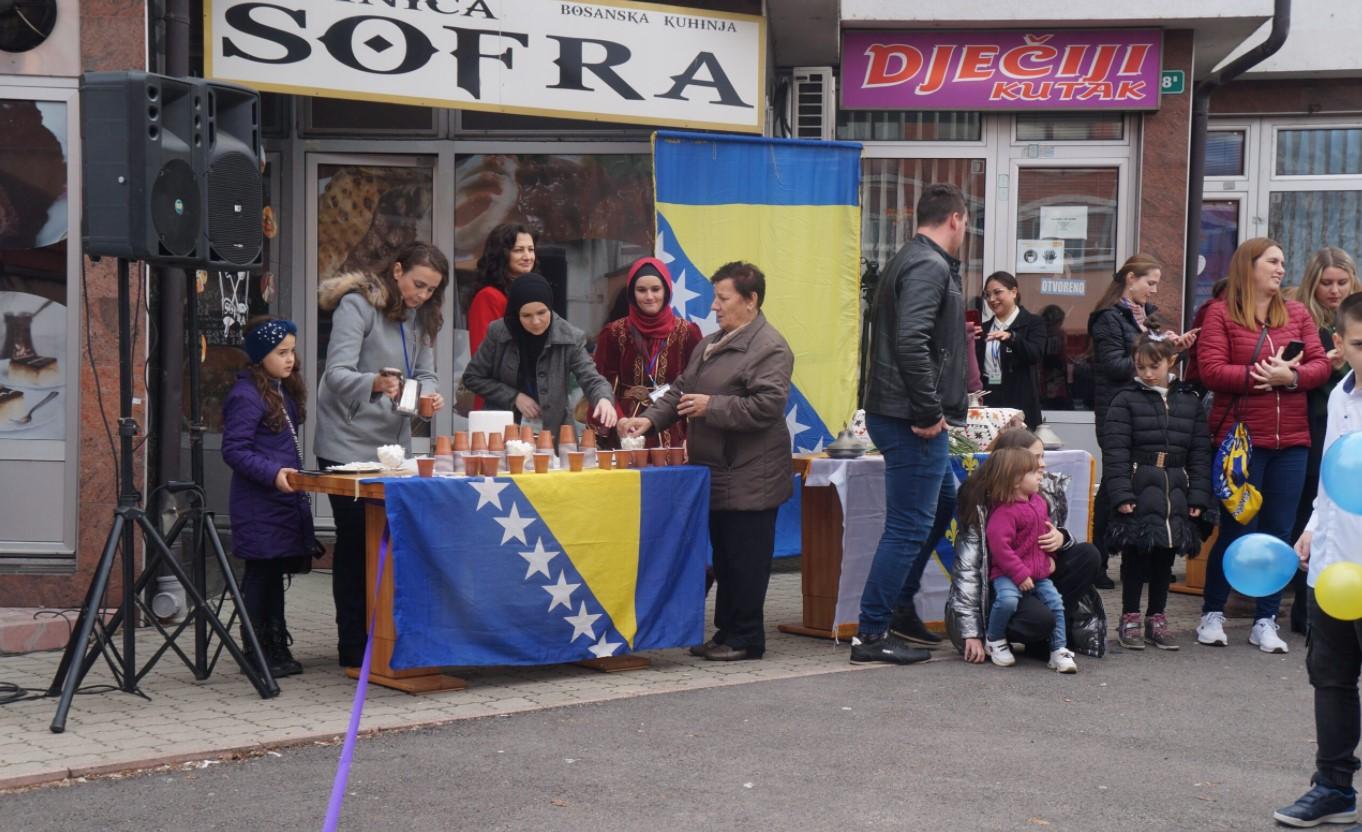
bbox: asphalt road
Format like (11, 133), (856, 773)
(3, 640), (1329, 832)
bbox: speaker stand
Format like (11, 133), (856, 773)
(47, 258), (278, 733)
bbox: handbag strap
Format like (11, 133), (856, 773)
(1213, 324), (1269, 437)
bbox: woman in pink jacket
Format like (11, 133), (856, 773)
(1193, 237), (1330, 653)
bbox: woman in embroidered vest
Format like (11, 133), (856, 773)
(593, 257), (702, 449)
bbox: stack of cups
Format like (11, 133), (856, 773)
(558, 424), (578, 470)
(434, 435), (454, 474)
(453, 431), (470, 474)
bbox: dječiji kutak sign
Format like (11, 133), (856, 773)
(205, 0), (765, 132)
(841, 29), (1163, 111)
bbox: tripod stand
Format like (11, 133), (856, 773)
(48, 259), (278, 733)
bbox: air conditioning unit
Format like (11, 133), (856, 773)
(787, 66), (835, 141)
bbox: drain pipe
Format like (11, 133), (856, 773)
(1183, 0), (1291, 323)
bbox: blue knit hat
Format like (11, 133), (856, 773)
(243, 318), (298, 364)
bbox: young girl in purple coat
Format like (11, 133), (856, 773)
(221, 317), (316, 678)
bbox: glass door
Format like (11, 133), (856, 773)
(303, 154), (438, 523)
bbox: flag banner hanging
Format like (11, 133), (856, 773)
(384, 469), (709, 669)
(653, 131), (863, 453)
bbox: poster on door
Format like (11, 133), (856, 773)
(1017, 239), (1065, 274)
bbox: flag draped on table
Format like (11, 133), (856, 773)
(383, 468), (709, 669)
(652, 131), (862, 452)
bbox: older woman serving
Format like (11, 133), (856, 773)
(619, 262), (793, 662)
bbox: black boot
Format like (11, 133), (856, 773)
(267, 619), (304, 678)
(240, 617), (271, 676)
(889, 606), (944, 647)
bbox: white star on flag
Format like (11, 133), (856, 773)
(542, 571), (580, 612)
(587, 632), (621, 658)
(562, 602), (602, 642)
(690, 309), (720, 336)
(467, 477), (510, 511)
(671, 269), (701, 316)
(799, 435), (826, 454)
(517, 537), (559, 580)
(494, 503), (535, 545)
(655, 231), (675, 265)
(785, 405), (811, 452)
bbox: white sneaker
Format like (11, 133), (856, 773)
(985, 638), (1016, 667)
(1250, 618), (1289, 654)
(1197, 612), (1229, 646)
(1048, 648), (1078, 674)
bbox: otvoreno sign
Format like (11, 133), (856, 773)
(206, 0), (765, 132)
(841, 29), (1162, 111)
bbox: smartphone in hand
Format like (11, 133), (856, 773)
(965, 309), (981, 328)
(1281, 340), (1305, 362)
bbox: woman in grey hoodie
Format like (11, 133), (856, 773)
(315, 241), (449, 667)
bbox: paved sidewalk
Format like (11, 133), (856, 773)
(0, 560), (1257, 792)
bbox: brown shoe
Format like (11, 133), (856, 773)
(703, 644), (762, 662)
(689, 638), (721, 657)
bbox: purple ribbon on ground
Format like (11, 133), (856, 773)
(322, 526), (391, 832)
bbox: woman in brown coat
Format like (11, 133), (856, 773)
(619, 262), (793, 662)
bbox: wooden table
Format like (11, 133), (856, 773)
(779, 456), (859, 640)
(290, 471), (650, 695)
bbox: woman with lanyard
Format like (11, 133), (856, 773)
(462, 273), (617, 434)
(315, 241), (448, 668)
(977, 271), (1047, 429)
(594, 257), (703, 448)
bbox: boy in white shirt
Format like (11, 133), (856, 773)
(1275, 291), (1362, 828)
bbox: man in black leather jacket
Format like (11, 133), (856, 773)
(851, 183), (970, 665)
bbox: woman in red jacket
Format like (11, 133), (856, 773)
(1194, 237), (1330, 654)
(468, 224), (538, 358)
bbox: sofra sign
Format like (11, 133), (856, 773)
(206, 0), (765, 132)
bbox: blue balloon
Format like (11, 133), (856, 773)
(1323, 432), (1362, 516)
(1224, 533), (1299, 598)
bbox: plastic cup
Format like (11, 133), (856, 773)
(419, 393), (437, 418)
(507, 454), (526, 475)
(559, 424), (577, 447)
(649, 447), (667, 467)
(568, 450), (585, 472)
(453, 431), (469, 452)
(416, 457), (435, 477)
(597, 450), (615, 470)
(435, 435), (452, 455)
(667, 446), (685, 466)
(632, 449), (648, 469)
(463, 455), (481, 477)
(471, 431), (487, 452)
(482, 454), (500, 476)
(533, 452), (552, 474)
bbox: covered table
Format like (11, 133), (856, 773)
(782, 450), (1095, 640)
(291, 466), (710, 693)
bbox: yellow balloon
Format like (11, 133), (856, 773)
(1316, 562), (1362, 621)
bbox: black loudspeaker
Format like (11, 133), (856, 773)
(199, 80), (262, 269)
(82, 71), (204, 263)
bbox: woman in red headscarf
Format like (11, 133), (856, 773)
(594, 257), (703, 449)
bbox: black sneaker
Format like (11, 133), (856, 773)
(889, 606), (944, 647)
(849, 632), (931, 665)
(1094, 573), (1116, 590)
(1273, 782), (1357, 827)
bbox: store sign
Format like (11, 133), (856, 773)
(842, 29), (1162, 111)
(205, 0), (765, 132)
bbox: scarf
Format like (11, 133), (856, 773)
(1121, 297), (1148, 332)
(624, 258), (677, 341)
(504, 274), (555, 396)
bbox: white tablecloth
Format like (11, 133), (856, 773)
(804, 450), (1095, 629)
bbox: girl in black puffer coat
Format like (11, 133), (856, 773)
(1101, 333), (1214, 651)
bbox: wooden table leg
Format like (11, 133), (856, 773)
(359, 502), (467, 694)
(779, 481), (855, 640)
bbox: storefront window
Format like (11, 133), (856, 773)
(1276, 128), (1362, 176)
(1016, 114), (1124, 142)
(0, 99), (69, 443)
(1197, 200), (1241, 309)
(1014, 167), (1120, 412)
(1270, 190), (1362, 284)
(452, 153), (654, 419)
(1205, 131), (1246, 177)
(859, 157), (987, 290)
(837, 111), (982, 142)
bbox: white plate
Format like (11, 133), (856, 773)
(0, 358), (65, 391)
(0, 390), (61, 433)
(325, 462), (385, 474)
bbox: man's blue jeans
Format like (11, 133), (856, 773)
(1203, 445), (1308, 620)
(857, 413), (956, 635)
(987, 577), (1067, 652)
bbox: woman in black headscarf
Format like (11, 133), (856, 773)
(462, 274), (616, 432)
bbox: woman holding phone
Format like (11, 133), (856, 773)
(975, 272), (1046, 428)
(1194, 238), (1330, 654)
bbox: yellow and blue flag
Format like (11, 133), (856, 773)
(384, 469), (709, 668)
(653, 131), (862, 451)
